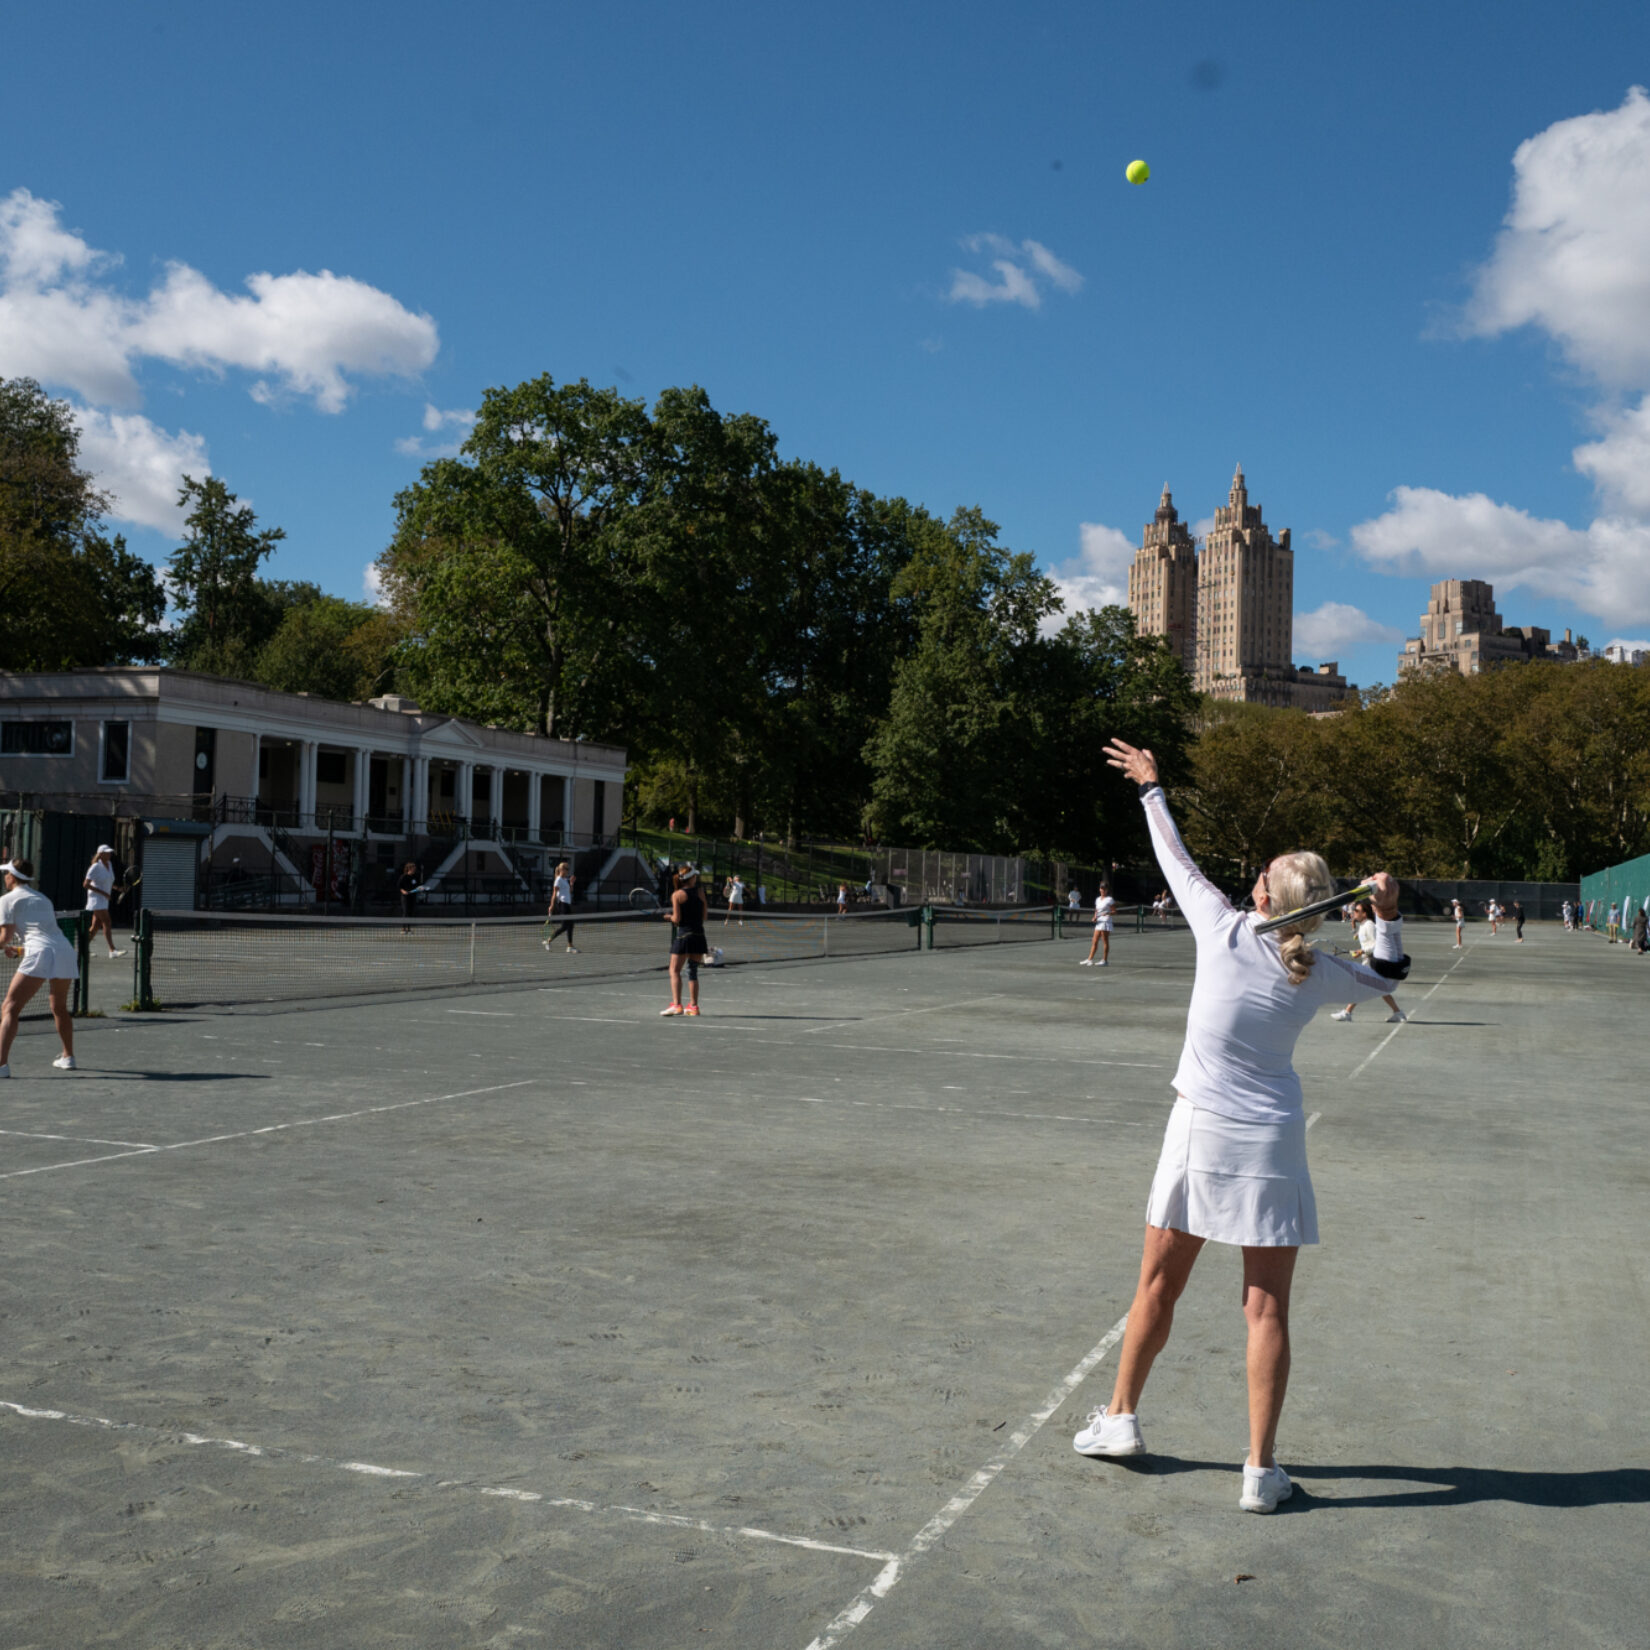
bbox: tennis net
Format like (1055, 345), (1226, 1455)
(928, 905), (1058, 948)
(138, 904), (925, 1010)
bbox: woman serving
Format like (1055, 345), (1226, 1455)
(1074, 741), (1408, 1513)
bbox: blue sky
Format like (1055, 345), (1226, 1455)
(6, 0), (1650, 689)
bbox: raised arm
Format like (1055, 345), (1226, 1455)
(1103, 739), (1234, 938)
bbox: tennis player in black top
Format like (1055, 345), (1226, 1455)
(662, 864), (709, 1017)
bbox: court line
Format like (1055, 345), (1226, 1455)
(0, 1079), (537, 1181)
(0, 1400), (895, 1564)
(1348, 945), (1471, 1082)
(798, 995), (1007, 1034)
(0, 1127), (156, 1149)
(801, 1313), (1131, 1650)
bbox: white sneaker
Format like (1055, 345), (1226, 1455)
(1239, 1461), (1293, 1513)
(1079, 959), (1093, 966)
(52, 1054), (76, 1071)
(0, 1063), (9, 1079)
(1073, 1406), (1145, 1457)
(1386, 1009), (1407, 1023)
(1096, 959), (1108, 967)
(1331, 1008), (1353, 1022)
(565, 945), (579, 954)
(107, 949), (126, 958)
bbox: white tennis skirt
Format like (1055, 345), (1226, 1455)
(13, 942), (79, 982)
(1144, 1096), (1317, 1247)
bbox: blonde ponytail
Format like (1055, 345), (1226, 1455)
(1264, 851), (1338, 985)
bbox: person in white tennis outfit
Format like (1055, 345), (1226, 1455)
(0, 859), (79, 1075)
(83, 845), (126, 959)
(1073, 742), (1409, 1514)
(1081, 886), (1116, 966)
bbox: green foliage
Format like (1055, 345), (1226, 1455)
(255, 596), (401, 702)
(0, 376), (166, 667)
(166, 475), (287, 674)
(1175, 662), (1650, 880)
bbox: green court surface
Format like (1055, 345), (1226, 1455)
(0, 920), (1644, 1648)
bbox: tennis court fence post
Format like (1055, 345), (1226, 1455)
(468, 922), (476, 984)
(75, 913), (90, 1014)
(135, 908), (156, 1010)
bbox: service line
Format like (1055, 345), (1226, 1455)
(0, 1400), (894, 1565)
(1348, 943), (1471, 1083)
(0, 1079), (537, 1181)
(801, 1313), (1131, 1650)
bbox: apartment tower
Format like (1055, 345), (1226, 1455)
(1195, 465), (1296, 705)
(1126, 485), (1198, 672)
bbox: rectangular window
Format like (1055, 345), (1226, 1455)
(0, 720), (74, 756)
(100, 720), (131, 783)
(316, 751), (348, 786)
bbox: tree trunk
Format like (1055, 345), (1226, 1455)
(686, 770), (698, 836)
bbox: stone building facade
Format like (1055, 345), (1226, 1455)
(1126, 467), (1355, 710)
(1397, 580), (1583, 677)
(1126, 486), (1199, 672)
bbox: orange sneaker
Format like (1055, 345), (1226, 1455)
(685, 1004), (701, 1016)
(660, 1003), (685, 1017)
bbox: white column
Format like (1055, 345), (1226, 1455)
(457, 760), (475, 830)
(527, 770), (542, 843)
(353, 748), (371, 832)
(407, 755), (425, 835)
(298, 740), (317, 826)
(562, 776), (574, 848)
(487, 763), (504, 835)
(251, 733), (263, 814)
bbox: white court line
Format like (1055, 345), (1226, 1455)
(0, 1127), (155, 1149)
(0, 1400), (895, 1565)
(802, 1314), (1131, 1650)
(776, 1041), (1164, 1069)
(0, 1079), (537, 1181)
(1348, 945), (1471, 1082)
(446, 1009), (515, 1016)
(798, 994), (1007, 1034)
(798, 1095), (1140, 1128)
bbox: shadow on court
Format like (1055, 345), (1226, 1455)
(1098, 1456), (1650, 1509)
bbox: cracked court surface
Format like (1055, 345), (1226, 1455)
(1, 921), (1646, 1648)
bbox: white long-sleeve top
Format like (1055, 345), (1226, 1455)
(1142, 785), (1403, 1124)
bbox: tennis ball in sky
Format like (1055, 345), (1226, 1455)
(1126, 159), (1150, 184)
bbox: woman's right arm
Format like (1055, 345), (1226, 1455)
(1104, 739), (1233, 937)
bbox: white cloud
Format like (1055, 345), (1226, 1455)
(72, 408), (209, 533)
(1351, 486), (1650, 625)
(395, 402), (476, 459)
(1045, 521), (1134, 628)
(1191, 515), (1215, 540)
(364, 562), (389, 607)
(1605, 636), (1650, 651)
(0, 188), (439, 413)
(1301, 528), (1339, 550)
(947, 233), (1083, 311)
(1466, 86), (1650, 386)
(1352, 91), (1650, 629)
(1292, 601), (1403, 660)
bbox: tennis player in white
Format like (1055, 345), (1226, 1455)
(1075, 741), (1408, 1513)
(0, 859), (79, 1075)
(83, 845), (126, 959)
(1081, 886), (1116, 966)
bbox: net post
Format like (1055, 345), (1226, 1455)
(922, 904), (934, 951)
(136, 908), (155, 1010)
(1053, 904), (1062, 941)
(75, 913), (90, 1015)
(1136, 902), (1144, 934)
(468, 921), (476, 984)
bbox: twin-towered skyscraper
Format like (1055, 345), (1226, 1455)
(1126, 467), (1354, 712)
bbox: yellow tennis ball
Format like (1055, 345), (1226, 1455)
(1126, 159), (1150, 185)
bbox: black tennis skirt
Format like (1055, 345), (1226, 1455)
(672, 929), (710, 957)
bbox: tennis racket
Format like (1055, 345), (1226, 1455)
(1254, 881), (1376, 936)
(116, 867), (141, 907)
(629, 886), (662, 912)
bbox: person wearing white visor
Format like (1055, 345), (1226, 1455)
(83, 844), (126, 959)
(0, 859), (79, 1075)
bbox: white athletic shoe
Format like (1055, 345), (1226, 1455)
(0, 1063), (9, 1079)
(1079, 959), (1093, 966)
(107, 948), (127, 959)
(1240, 1461), (1293, 1513)
(1386, 1009), (1407, 1023)
(1096, 959), (1108, 967)
(1073, 1406), (1145, 1457)
(660, 1003), (685, 1017)
(52, 1054), (76, 1071)
(1331, 1008), (1353, 1022)
(565, 945), (579, 954)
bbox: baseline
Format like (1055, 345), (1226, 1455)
(0, 1400), (895, 1566)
